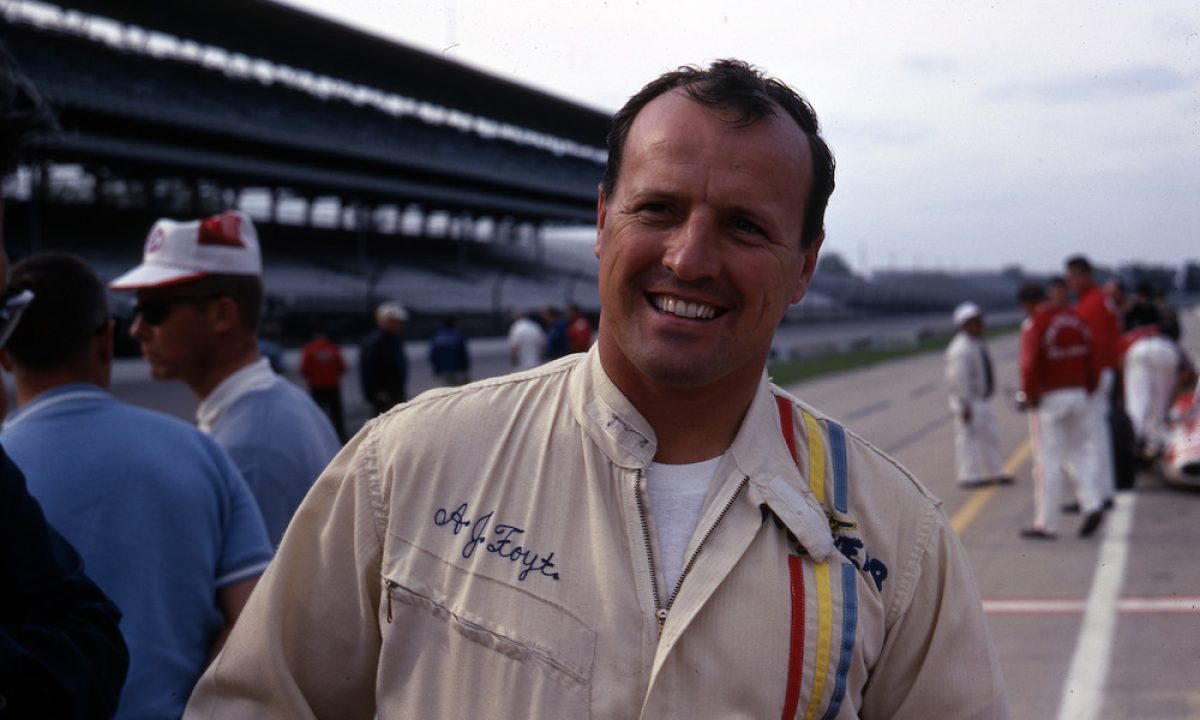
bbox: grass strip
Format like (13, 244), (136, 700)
(768, 323), (1019, 386)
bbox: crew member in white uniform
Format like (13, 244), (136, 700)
(945, 302), (1010, 488)
(1123, 324), (1181, 457)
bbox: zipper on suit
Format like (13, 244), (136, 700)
(633, 469), (667, 634)
(384, 579), (398, 623)
(634, 469), (749, 636)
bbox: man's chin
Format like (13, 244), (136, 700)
(144, 362), (174, 381)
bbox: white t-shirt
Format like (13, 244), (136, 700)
(646, 455), (723, 597)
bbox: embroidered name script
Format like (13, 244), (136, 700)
(433, 502), (561, 583)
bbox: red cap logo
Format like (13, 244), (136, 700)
(199, 212), (245, 248)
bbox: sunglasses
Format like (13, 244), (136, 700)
(133, 294), (219, 326)
(0, 287), (35, 347)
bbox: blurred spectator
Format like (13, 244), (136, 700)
(543, 306), (569, 360)
(361, 302), (409, 415)
(1104, 278), (1129, 325)
(428, 316), (470, 387)
(1047, 276), (1070, 308)
(507, 309), (546, 370)
(257, 321), (287, 375)
(944, 302), (1010, 488)
(300, 329), (348, 441)
(566, 303), (592, 353)
(1151, 286), (1179, 338)
(1121, 316), (1181, 459)
(1065, 254), (1122, 496)
(110, 211), (340, 546)
(1016, 281), (1104, 539)
(1, 253), (272, 718)
(0, 38), (128, 719)
(1124, 282), (1160, 330)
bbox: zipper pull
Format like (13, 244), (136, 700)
(384, 579), (397, 624)
(655, 608), (668, 637)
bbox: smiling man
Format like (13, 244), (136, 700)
(184, 60), (1008, 719)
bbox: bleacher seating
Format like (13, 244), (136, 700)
(4, 20), (604, 203)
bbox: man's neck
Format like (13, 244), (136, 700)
(602, 359), (758, 464)
(13, 369), (103, 409)
(189, 347), (262, 400)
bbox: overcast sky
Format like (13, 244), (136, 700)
(277, 0), (1198, 275)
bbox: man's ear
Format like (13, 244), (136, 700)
(208, 296), (241, 335)
(790, 231), (825, 304)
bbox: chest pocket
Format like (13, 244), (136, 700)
(378, 532), (594, 719)
(777, 397), (861, 720)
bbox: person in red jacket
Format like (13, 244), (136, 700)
(299, 329), (348, 441)
(1017, 281), (1105, 539)
(566, 303), (593, 354)
(1065, 255), (1122, 499)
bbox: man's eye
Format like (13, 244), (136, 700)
(731, 217), (765, 235)
(640, 203), (672, 215)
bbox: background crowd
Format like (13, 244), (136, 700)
(946, 254), (1194, 540)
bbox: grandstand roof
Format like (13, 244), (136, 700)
(48, 0), (612, 149)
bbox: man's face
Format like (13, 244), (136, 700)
(1065, 267), (1090, 295)
(129, 285), (216, 382)
(594, 91), (821, 393)
(963, 317), (984, 337)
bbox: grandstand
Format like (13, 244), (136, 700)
(1, 0), (1062, 347)
(2, 0), (609, 341)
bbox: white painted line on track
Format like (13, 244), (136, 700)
(984, 598), (1086, 614)
(983, 596), (1200, 615)
(1115, 597), (1200, 614)
(1055, 492), (1136, 720)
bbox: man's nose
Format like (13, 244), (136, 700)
(663, 213), (721, 281)
(129, 313), (149, 339)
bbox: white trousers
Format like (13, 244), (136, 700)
(953, 399), (1004, 483)
(1123, 337), (1179, 451)
(1084, 369), (1117, 499)
(1033, 388), (1103, 533)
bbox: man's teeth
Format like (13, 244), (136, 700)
(654, 295), (717, 319)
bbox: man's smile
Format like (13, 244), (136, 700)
(649, 293), (722, 320)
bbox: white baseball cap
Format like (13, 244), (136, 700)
(952, 301), (983, 327)
(109, 210), (261, 290)
(376, 301), (409, 323)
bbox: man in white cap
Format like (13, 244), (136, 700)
(945, 301), (1011, 488)
(110, 210), (341, 546)
(360, 300), (409, 416)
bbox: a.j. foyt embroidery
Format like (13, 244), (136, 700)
(433, 502), (561, 582)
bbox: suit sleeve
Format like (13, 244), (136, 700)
(0, 450), (129, 720)
(183, 426), (384, 720)
(860, 505), (1010, 720)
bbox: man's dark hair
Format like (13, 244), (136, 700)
(0, 41), (57, 176)
(5, 253), (108, 368)
(1048, 275), (1067, 288)
(180, 273), (264, 332)
(1016, 281), (1046, 305)
(601, 59), (835, 249)
(1065, 255), (1093, 275)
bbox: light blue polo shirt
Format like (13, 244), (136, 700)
(2, 384), (273, 720)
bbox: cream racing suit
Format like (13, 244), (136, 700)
(185, 348), (1008, 719)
